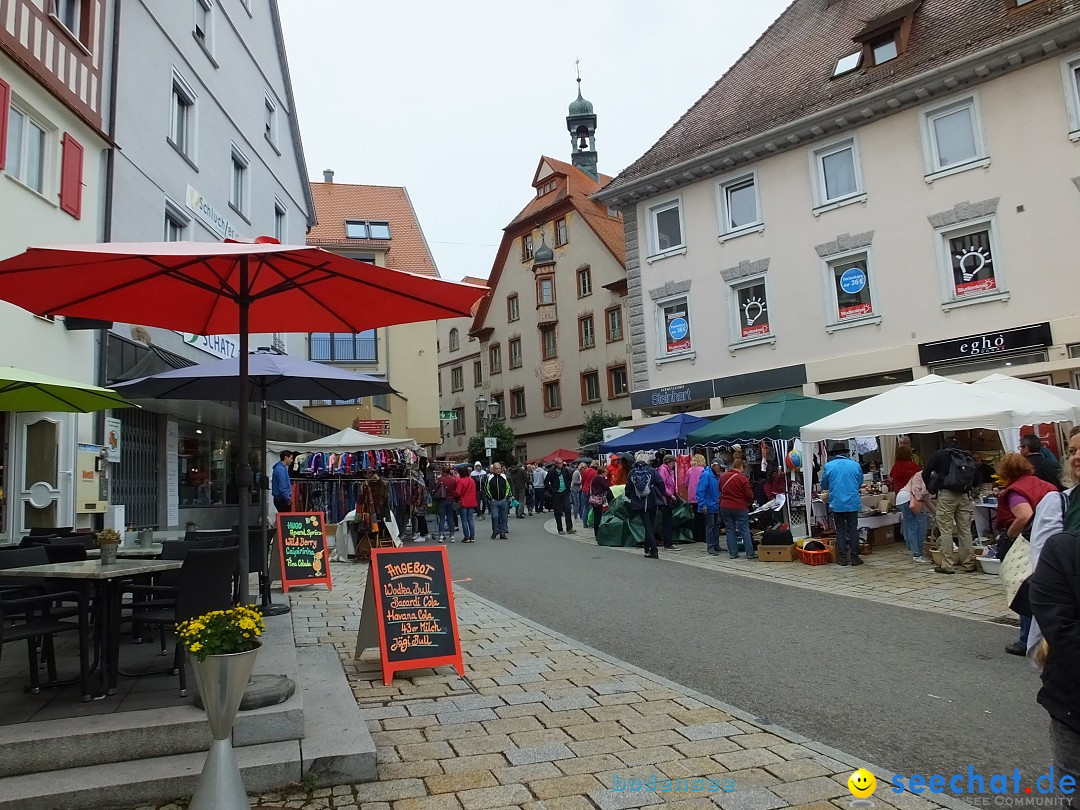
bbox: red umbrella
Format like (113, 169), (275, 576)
(0, 241), (488, 601)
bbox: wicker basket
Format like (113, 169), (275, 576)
(799, 546), (831, 566)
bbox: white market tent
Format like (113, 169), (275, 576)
(266, 426), (420, 454)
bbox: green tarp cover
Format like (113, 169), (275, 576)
(593, 495), (695, 547)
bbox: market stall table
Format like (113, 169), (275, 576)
(0, 559), (183, 696)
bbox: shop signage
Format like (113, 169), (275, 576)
(354, 546), (464, 685)
(665, 312), (692, 354)
(276, 512), (333, 593)
(166, 421), (179, 526)
(354, 419), (390, 435)
(917, 322), (1053, 366)
(186, 184), (243, 240)
(630, 380), (714, 411)
(104, 417), (122, 463)
(180, 332), (239, 360)
(839, 302), (874, 320)
(839, 267), (866, 294)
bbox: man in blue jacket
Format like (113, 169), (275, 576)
(696, 460), (722, 555)
(272, 450), (295, 514)
(820, 442), (864, 567)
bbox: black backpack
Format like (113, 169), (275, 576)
(629, 465), (654, 500)
(942, 449), (976, 492)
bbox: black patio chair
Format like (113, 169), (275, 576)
(127, 546), (239, 696)
(27, 527), (73, 538)
(183, 528), (235, 543)
(0, 589), (91, 700)
(0, 546), (50, 600)
(41, 543), (88, 564)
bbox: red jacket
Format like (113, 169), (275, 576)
(890, 460), (922, 493)
(456, 475), (478, 508)
(719, 470), (754, 511)
(995, 474), (1057, 530)
(581, 466), (597, 493)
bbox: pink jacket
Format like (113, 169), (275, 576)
(685, 465), (703, 503)
(658, 463), (677, 500)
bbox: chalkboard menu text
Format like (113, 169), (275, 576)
(354, 546), (464, 685)
(276, 512), (333, 593)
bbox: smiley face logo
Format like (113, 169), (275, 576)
(848, 768), (876, 798)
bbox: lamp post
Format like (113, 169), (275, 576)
(475, 393), (501, 461)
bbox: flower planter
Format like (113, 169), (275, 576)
(99, 543), (119, 565)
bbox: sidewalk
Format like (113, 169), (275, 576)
(545, 520), (1011, 625)
(125, 561), (969, 810)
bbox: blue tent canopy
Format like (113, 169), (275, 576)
(598, 413), (713, 453)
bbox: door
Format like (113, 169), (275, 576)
(13, 413), (75, 534)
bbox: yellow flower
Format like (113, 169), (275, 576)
(190, 642), (202, 652)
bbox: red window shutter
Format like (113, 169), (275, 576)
(60, 132), (84, 219)
(0, 76), (10, 172)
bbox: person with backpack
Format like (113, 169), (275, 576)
(821, 442), (865, 567)
(545, 458), (576, 535)
(433, 465), (460, 543)
(923, 436), (981, 574)
(627, 451), (666, 559)
(695, 460), (722, 555)
(455, 465), (478, 543)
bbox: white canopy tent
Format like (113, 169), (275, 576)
(266, 426), (419, 455)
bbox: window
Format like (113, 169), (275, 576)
(833, 52), (862, 77)
(606, 306), (623, 342)
(510, 388), (526, 418)
(730, 279), (772, 343)
(540, 325), (557, 360)
(475, 405), (486, 433)
(489, 343), (502, 374)
(811, 137), (863, 208)
(717, 171), (761, 236)
(437, 369), (442, 396)
(53, 0), (89, 45)
(274, 199), (287, 242)
(450, 366), (464, 392)
(544, 381), (562, 412)
(194, 0), (214, 53)
(921, 95), (986, 176)
(164, 202), (189, 241)
(869, 33), (898, 65)
(344, 220), (391, 240)
(169, 74), (197, 158)
(448, 328), (459, 352)
(936, 220), (1004, 306)
(608, 365), (629, 399)
(310, 331), (378, 362)
(555, 217), (568, 247)
(345, 221), (367, 239)
(508, 338), (522, 369)
(823, 251), (878, 328)
(230, 145), (249, 216)
(537, 179), (557, 196)
(507, 294), (520, 322)
(491, 394), (504, 420)
(521, 234), (533, 261)
(579, 315), (595, 349)
(452, 407), (465, 435)
(1060, 55), (1080, 136)
(647, 198), (684, 257)
(581, 372), (601, 404)
(473, 360), (483, 387)
(264, 93), (278, 148)
(368, 221), (391, 239)
(657, 297), (693, 358)
(577, 266), (592, 298)
(537, 275), (555, 306)
(6, 105), (48, 193)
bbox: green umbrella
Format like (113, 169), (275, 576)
(687, 393), (848, 445)
(0, 366), (134, 412)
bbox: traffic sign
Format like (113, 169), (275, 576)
(484, 437), (498, 449)
(440, 410), (456, 420)
(486, 448), (493, 458)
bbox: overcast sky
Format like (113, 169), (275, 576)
(278, 1), (791, 281)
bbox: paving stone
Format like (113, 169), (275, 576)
(354, 779), (428, 802)
(384, 715), (442, 730)
(441, 754), (511, 774)
(539, 709), (595, 729)
(669, 709), (734, 725)
(492, 761), (566, 785)
(510, 727), (574, 747)
(544, 695), (600, 711)
(715, 748), (783, 771)
(392, 795), (464, 810)
(767, 742), (816, 760)
(456, 784), (534, 810)
(372, 729), (429, 746)
(531, 796), (598, 810)
(659, 757), (727, 779)
(359, 705), (411, 720)
(588, 787), (664, 810)
(555, 753), (625, 776)
(425, 722), (489, 742)
(618, 745), (683, 766)
(397, 741), (456, 761)
(677, 723), (742, 741)
(505, 742), (576, 765)
(444, 694), (507, 711)
(425, 770), (500, 794)
(633, 700), (685, 716)
(564, 720), (626, 741)
(763, 758), (832, 781)
(674, 738), (744, 758)
(449, 733), (518, 756)
(527, 773), (607, 799)
(496, 703), (555, 720)
(500, 691), (550, 706)
(619, 713), (681, 734)
(482, 716), (545, 735)
(569, 736), (634, 757)
(730, 733), (787, 750)
(378, 760), (446, 780)
(587, 704), (645, 722)
(597, 692), (649, 706)
(712, 788), (786, 810)
(624, 730), (691, 749)
(437, 708), (500, 725)
(770, 776), (850, 805)
(719, 769), (782, 789)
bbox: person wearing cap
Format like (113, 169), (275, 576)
(272, 450), (295, 513)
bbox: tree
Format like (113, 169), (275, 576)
(578, 408), (623, 450)
(467, 420), (516, 466)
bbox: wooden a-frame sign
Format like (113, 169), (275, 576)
(355, 546), (464, 685)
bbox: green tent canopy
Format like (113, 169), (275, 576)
(0, 366), (134, 413)
(686, 393), (847, 446)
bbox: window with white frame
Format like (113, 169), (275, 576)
(274, 199), (287, 242)
(169, 72), (197, 159)
(53, 0), (86, 44)
(544, 381), (562, 412)
(823, 252), (877, 326)
(579, 315), (595, 349)
(656, 296), (693, 358)
(264, 93), (278, 147)
(473, 359), (483, 387)
(717, 171), (761, 236)
(194, 0), (214, 52)
(921, 95), (986, 175)
(489, 343), (502, 374)
(937, 220), (1003, 304)
(581, 372), (601, 404)
(6, 105), (48, 194)
(730, 278), (772, 342)
(450, 366), (464, 392)
(810, 137), (862, 208)
(164, 201), (189, 241)
(608, 365), (629, 398)
(507, 294), (519, 322)
(606, 306), (623, 342)
(647, 198), (684, 256)
(1059, 54), (1080, 137)
(448, 328), (459, 352)
(230, 144), (249, 215)
(510, 388), (526, 418)
(508, 337), (522, 368)
(577, 266), (592, 297)
(537, 275), (555, 306)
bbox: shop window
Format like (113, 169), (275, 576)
(608, 365), (629, 399)
(606, 306), (623, 342)
(448, 328), (459, 352)
(177, 423), (259, 508)
(508, 337), (522, 369)
(537, 275), (555, 306)
(646, 197), (685, 259)
(452, 408), (465, 435)
(817, 370), (914, 395)
(544, 381), (562, 412)
(581, 372), (601, 404)
(540, 325), (557, 360)
(936, 220), (1006, 308)
(656, 296), (693, 359)
(823, 251), (879, 329)
(728, 278), (772, 345)
(717, 171), (762, 238)
(521, 233), (533, 261)
(577, 266), (592, 297)
(310, 331), (377, 362)
(473, 359), (482, 387)
(507, 294), (520, 322)
(921, 94), (987, 177)
(450, 366), (463, 392)
(510, 387), (526, 418)
(489, 343), (502, 374)
(555, 217), (568, 247)
(810, 137), (863, 209)
(579, 315), (595, 349)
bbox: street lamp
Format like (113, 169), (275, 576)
(475, 393), (501, 460)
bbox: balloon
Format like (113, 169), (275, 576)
(786, 449), (803, 470)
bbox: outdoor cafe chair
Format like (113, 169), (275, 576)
(41, 544), (89, 564)
(0, 588), (91, 701)
(126, 546), (239, 696)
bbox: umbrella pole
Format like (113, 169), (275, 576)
(236, 258), (252, 604)
(260, 394), (288, 616)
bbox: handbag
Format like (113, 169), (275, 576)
(588, 492), (606, 507)
(1001, 536), (1032, 613)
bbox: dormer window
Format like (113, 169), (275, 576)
(852, 0), (921, 69)
(870, 33), (898, 65)
(536, 179), (557, 197)
(344, 220), (391, 240)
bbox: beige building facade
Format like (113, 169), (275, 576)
(435, 278), (488, 461)
(597, 0), (1080, 423)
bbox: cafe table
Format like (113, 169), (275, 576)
(0, 559), (182, 696)
(86, 544), (164, 558)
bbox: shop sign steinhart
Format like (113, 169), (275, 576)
(630, 380), (714, 411)
(917, 323), (1053, 367)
